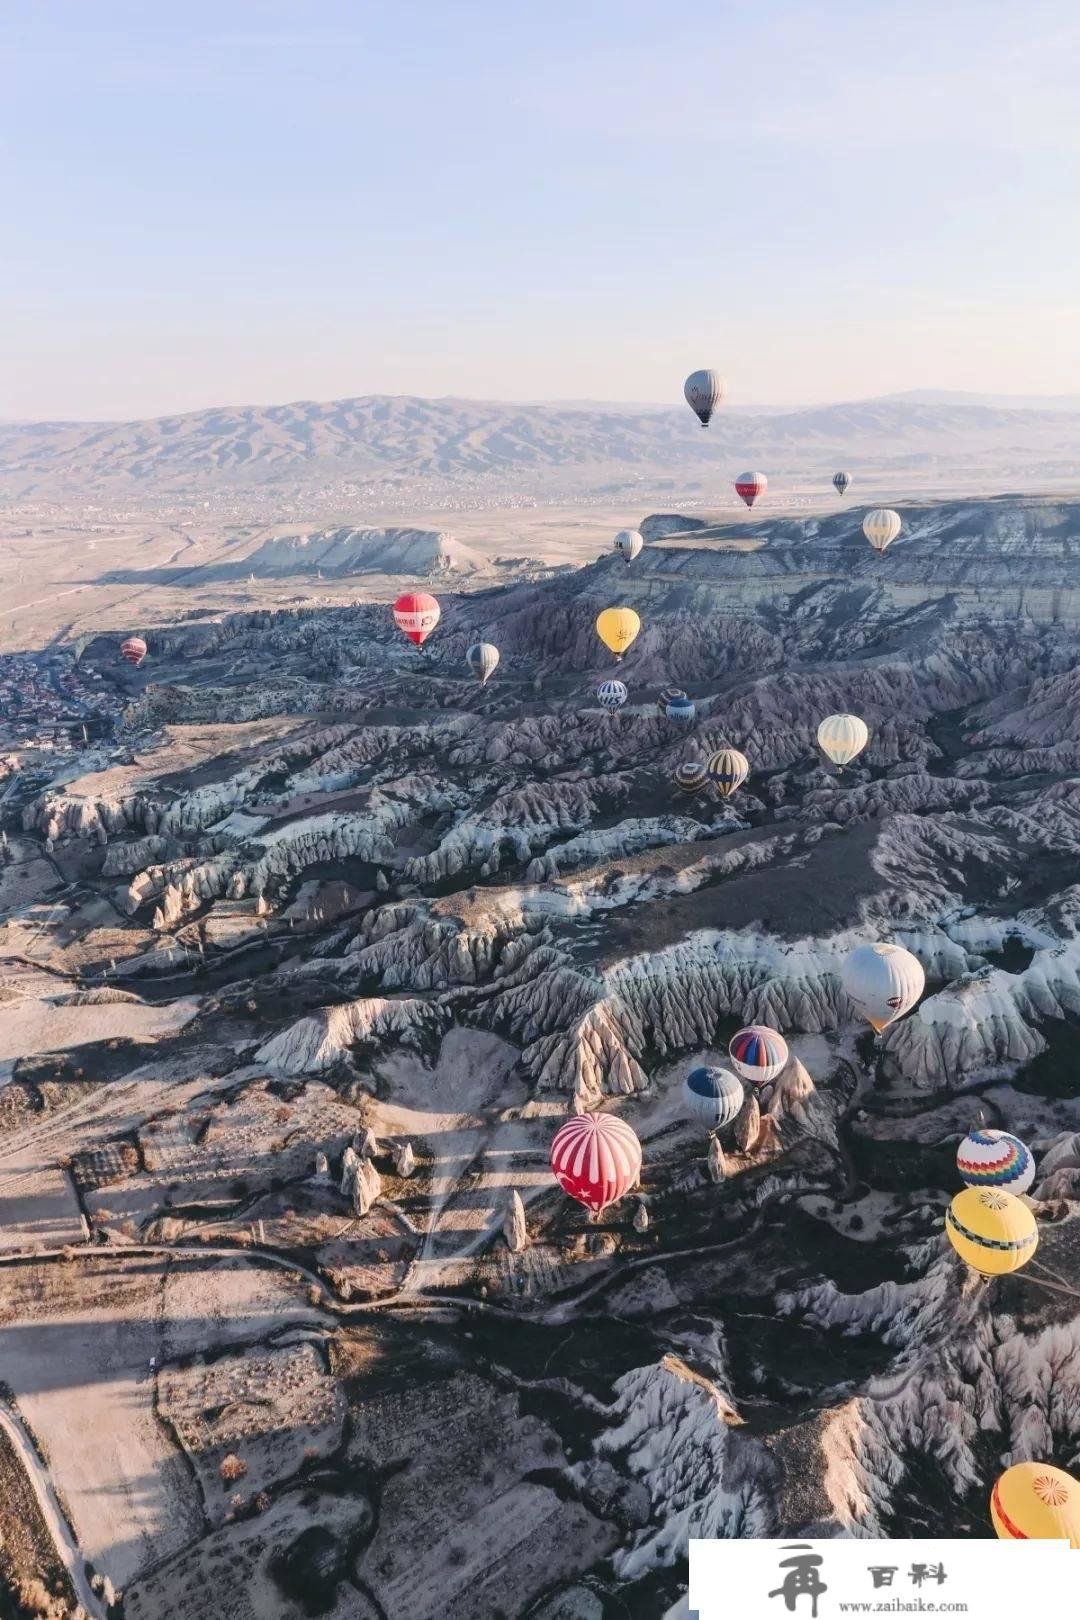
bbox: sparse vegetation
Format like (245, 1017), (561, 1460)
(218, 1452), (247, 1484)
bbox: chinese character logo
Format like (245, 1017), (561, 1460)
(769, 1546), (828, 1616)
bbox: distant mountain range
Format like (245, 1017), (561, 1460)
(2, 391), (1079, 503)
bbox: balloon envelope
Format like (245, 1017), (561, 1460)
(991, 1463), (1080, 1547)
(863, 508), (902, 555)
(684, 369), (725, 427)
(666, 695), (696, 730)
(121, 637), (147, 667)
(833, 471), (852, 495)
(550, 1113), (642, 1213)
(957, 1128), (1035, 1196)
(614, 529), (644, 563)
(674, 760), (708, 794)
(466, 642), (500, 684)
(595, 607), (641, 659)
(841, 941), (924, 1032)
(817, 713), (869, 767)
(735, 472), (767, 509)
(729, 1026), (789, 1086)
(393, 591), (441, 646)
(597, 679), (628, 711)
(683, 1066), (744, 1130)
(707, 747), (749, 799)
(658, 686), (687, 716)
(945, 1186), (1037, 1276)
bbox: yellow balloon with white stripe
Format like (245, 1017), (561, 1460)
(944, 1186), (1037, 1277)
(991, 1462), (1080, 1547)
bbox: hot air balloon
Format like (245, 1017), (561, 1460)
(683, 1066), (744, 1131)
(945, 1186), (1038, 1277)
(120, 637), (147, 668)
(863, 509), (902, 556)
(393, 591), (440, 647)
(466, 642), (500, 685)
(735, 472), (767, 510)
(550, 1112), (642, 1213)
(841, 942), (924, 1032)
(817, 714), (869, 770)
(595, 608), (640, 661)
(729, 1026), (789, 1086)
(666, 695), (696, 730)
(684, 369), (725, 428)
(833, 471), (852, 495)
(674, 760), (709, 794)
(597, 679), (628, 712)
(614, 529), (643, 564)
(957, 1129), (1035, 1196)
(658, 686), (687, 717)
(707, 747), (749, 799)
(991, 1463), (1080, 1547)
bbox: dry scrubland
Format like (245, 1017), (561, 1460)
(0, 495), (1079, 1615)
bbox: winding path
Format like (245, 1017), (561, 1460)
(0, 1403), (108, 1620)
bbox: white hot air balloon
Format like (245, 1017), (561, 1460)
(863, 508), (902, 555)
(684, 369), (725, 428)
(597, 679), (628, 712)
(817, 713), (869, 770)
(466, 642), (500, 685)
(613, 529), (644, 564)
(841, 942), (925, 1033)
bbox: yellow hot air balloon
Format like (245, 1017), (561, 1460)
(944, 1186), (1038, 1277)
(595, 608), (641, 661)
(991, 1462), (1080, 1547)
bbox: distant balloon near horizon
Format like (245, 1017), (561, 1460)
(120, 636), (147, 667)
(863, 508), (902, 555)
(707, 746), (749, 799)
(393, 591), (440, 646)
(833, 471), (852, 495)
(466, 641), (499, 685)
(597, 678), (628, 712)
(595, 607), (641, 660)
(683, 1066), (744, 1131)
(684, 369), (725, 428)
(735, 472), (767, 509)
(817, 713), (869, 769)
(841, 941), (925, 1033)
(613, 528), (643, 564)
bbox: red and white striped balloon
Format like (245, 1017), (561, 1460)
(120, 636), (147, 667)
(392, 592), (441, 647)
(550, 1112), (642, 1214)
(734, 472), (768, 509)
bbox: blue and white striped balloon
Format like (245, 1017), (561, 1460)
(683, 1065), (744, 1130)
(666, 695), (696, 730)
(597, 679), (628, 712)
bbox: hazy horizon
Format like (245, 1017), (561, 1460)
(4, 0), (1079, 421)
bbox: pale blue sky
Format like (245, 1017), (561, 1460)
(3, 0), (1079, 419)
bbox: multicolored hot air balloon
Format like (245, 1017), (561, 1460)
(466, 642), (500, 685)
(121, 637), (147, 668)
(393, 591), (441, 647)
(595, 607), (640, 661)
(957, 1129), (1035, 1196)
(991, 1463), (1080, 1547)
(840, 942), (925, 1032)
(658, 686), (687, 717)
(597, 679), (628, 712)
(729, 1026), (789, 1086)
(684, 369), (725, 428)
(707, 747), (749, 799)
(734, 472), (767, 510)
(674, 760), (709, 794)
(817, 714), (869, 769)
(863, 509), (902, 556)
(833, 471), (852, 495)
(945, 1186), (1038, 1277)
(666, 695), (696, 731)
(614, 529), (644, 564)
(550, 1112), (642, 1213)
(683, 1066), (744, 1131)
